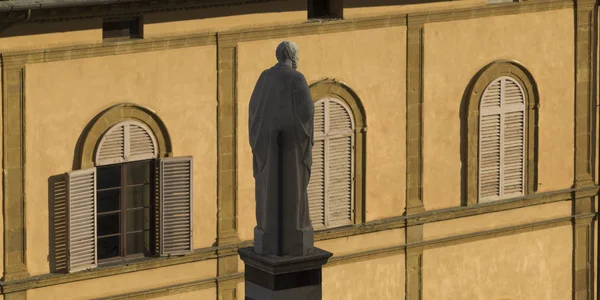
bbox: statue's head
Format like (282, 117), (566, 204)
(276, 41), (299, 69)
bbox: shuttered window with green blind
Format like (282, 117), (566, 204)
(308, 98), (354, 229)
(479, 76), (526, 203)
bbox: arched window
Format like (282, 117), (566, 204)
(479, 77), (526, 202)
(65, 105), (193, 273)
(463, 61), (538, 206)
(308, 79), (366, 229)
(309, 98), (354, 229)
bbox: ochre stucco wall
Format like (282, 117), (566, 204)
(423, 226), (572, 299)
(0, 19), (101, 52)
(27, 260), (215, 299)
(316, 228), (405, 256)
(24, 46), (218, 276)
(424, 201), (571, 240)
(322, 255), (405, 300)
(423, 9), (575, 210)
(236, 26), (407, 241)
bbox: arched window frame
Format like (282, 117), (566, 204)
(309, 78), (366, 228)
(462, 60), (539, 206)
(64, 103), (193, 273)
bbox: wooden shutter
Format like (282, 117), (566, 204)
(96, 121), (158, 166)
(308, 140), (325, 228)
(96, 123), (125, 165)
(327, 135), (353, 226)
(128, 122), (158, 161)
(160, 156), (193, 255)
(502, 78), (525, 196)
(479, 114), (501, 201)
(479, 77), (525, 202)
(66, 168), (97, 272)
(326, 100), (353, 226)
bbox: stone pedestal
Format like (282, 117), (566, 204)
(238, 247), (333, 300)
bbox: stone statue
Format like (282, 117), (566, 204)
(248, 41), (314, 256)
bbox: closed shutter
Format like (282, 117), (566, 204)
(327, 135), (352, 226)
(479, 77), (525, 202)
(309, 101), (326, 228)
(479, 114), (501, 201)
(96, 121), (158, 166)
(326, 101), (353, 226)
(308, 140), (325, 228)
(96, 123), (125, 165)
(307, 98), (354, 229)
(66, 168), (97, 272)
(160, 156), (193, 255)
(502, 78), (525, 196)
(128, 122), (158, 161)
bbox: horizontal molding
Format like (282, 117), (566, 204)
(217, 14), (407, 47)
(408, 0), (573, 25)
(95, 213), (593, 299)
(408, 185), (599, 226)
(0, 32), (217, 68)
(1, 0), (574, 65)
(0, 0), (290, 23)
(0, 188), (595, 294)
(0, 247), (218, 294)
(315, 186), (598, 241)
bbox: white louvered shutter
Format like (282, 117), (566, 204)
(479, 77), (525, 202)
(326, 101), (353, 226)
(308, 101), (326, 228)
(160, 157), (193, 255)
(96, 123), (126, 165)
(307, 98), (354, 229)
(66, 168), (97, 272)
(128, 122), (158, 161)
(96, 121), (158, 166)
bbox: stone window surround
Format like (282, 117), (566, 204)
(462, 60), (539, 206)
(309, 78), (366, 225)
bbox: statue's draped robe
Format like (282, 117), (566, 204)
(249, 62), (314, 256)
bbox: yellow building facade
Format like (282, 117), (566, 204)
(0, 0), (597, 299)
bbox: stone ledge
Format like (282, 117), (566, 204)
(1, 186), (596, 294)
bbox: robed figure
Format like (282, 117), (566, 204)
(248, 41), (315, 256)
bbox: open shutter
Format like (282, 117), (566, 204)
(308, 140), (325, 228)
(160, 156), (193, 255)
(67, 168), (97, 272)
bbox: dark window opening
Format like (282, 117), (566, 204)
(308, 0), (343, 19)
(97, 160), (155, 262)
(102, 18), (142, 41)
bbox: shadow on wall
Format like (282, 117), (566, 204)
(48, 174), (68, 274)
(343, 0), (451, 7)
(144, 0), (306, 24)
